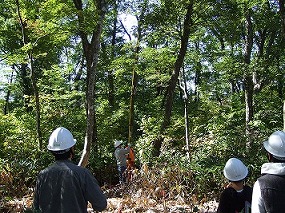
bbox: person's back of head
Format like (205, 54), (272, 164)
(263, 130), (285, 162)
(47, 127), (77, 160)
(223, 158), (248, 182)
(51, 149), (73, 160)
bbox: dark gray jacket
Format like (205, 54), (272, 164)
(33, 160), (107, 213)
(252, 162), (285, 213)
(258, 174), (285, 212)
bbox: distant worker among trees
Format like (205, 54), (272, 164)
(33, 127), (107, 213)
(252, 130), (285, 213)
(114, 140), (131, 184)
(217, 157), (252, 213)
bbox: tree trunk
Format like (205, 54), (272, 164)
(278, 0), (285, 60)
(153, 2), (193, 156)
(29, 53), (43, 149)
(128, 0), (147, 144)
(243, 8), (254, 149)
(179, 67), (190, 159)
(19, 64), (33, 110)
(4, 68), (14, 115)
(194, 42), (202, 103)
(16, 0), (33, 110)
(73, 0), (105, 167)
(16, 0), (42, 149)
(128, 67), (138, 145)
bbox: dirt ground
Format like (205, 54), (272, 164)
(1, 185), (219, 213)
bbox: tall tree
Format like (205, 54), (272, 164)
(153, 1), (194, 156)
(242, 4), (254, 148)
(73, 0), (106, 167)
(0, 0), (75, 149)
(16, 0), (43, 148)
(0, 0), (34, 110)
(179, 66), (190, 159)
(204, 0), (284, 148)
(128, 0), (148, 145)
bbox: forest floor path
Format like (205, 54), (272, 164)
(2, 184), (219, 212)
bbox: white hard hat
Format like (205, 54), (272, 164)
(114, 140), (122, 148)
(223, 158), (248, 182)
(47, 127), (76, 151)
(263, 131), (285, 158)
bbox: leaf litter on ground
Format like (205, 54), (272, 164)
(1, 164), (219, 212)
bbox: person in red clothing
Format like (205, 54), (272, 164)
(126, 147), (136, 182)
(217, 158), (252, 213)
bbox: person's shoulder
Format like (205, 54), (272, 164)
(38, 167), (48, 176)
(244, 185), (253, 191)
(257, 173), (275, 183)
(65, 162), (95, 179)
(65, 161), (86, 170)
(243, 185), (253, 197)
(38, 162), (57, 174)
(73, 162), (93, 173)
(224, 186), (236, 191)
(221, 186), (236, 195)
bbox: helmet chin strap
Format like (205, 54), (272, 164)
(52, 148), (70, 154)
(272, 154), (285, 161)
(267, 152), (285, 162)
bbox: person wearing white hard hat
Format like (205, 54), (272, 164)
(252, 130), (285, 213)
(33, 127), (107, 212)
(114, 140), (130, 184)
(217, 157), (252, 213)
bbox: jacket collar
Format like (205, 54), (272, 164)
(261, 162), (285, 175)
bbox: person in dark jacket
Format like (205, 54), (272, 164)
(33, 127), (107, 213)
(217, 158), (252, 213)
(252, 130), (285, 213)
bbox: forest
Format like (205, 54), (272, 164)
(0, 0), (285, 212)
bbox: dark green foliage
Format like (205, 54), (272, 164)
(0, 113), (51, 197)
